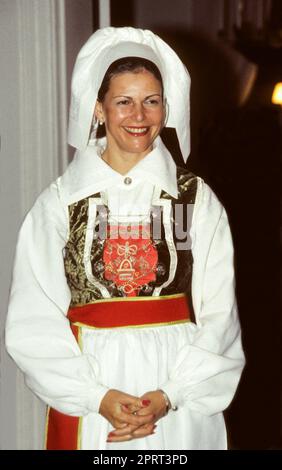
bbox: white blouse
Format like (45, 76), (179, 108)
(5, 136), (245, 419)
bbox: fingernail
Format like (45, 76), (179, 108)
(142, 399), (151, 406)
(108, 432), (115, 437)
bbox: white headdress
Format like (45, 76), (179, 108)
(68, 27), (191, 162)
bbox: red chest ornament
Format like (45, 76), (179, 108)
(102, 223), (158, 296)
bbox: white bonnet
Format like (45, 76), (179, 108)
(68, 26), (191, 162)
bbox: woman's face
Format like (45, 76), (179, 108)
(95, 70), (165, 159)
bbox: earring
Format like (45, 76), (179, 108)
(99, 120), (104, 126)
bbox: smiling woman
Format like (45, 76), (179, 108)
(5, 26), (245, 450)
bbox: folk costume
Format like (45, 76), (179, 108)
(5, 27), (245, 450)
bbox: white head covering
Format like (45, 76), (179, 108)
(68, 26), (191, 162)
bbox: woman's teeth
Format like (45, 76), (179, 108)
(124, 127), (148, 134)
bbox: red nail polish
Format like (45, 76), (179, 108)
(108, 432), (115, 437)
(142, 399), (151, 406)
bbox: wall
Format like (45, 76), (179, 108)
(65, 0), (94, 111)
(65, 0), (94, 160)
(134, 0), (272, 39)
(135, 0), (194, 30)
(0, 0), (94, 450)
(0, 0), (69, 449)
(0, 0), (22, 450)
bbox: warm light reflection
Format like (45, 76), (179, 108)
(272, 83), (282, 105)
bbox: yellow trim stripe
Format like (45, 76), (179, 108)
(78, 326), (83, 350)
(71, 292), (186, 308)
(77, 327), (83, 450)
(44, 406), (50, 450)
(72, 318), (190, 330)
(77, 417), (83, 450)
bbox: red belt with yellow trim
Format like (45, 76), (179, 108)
(45, 293), (190, 450)
(67, 293), (191, 328)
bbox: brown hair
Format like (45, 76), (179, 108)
(97, 56), (163, 102)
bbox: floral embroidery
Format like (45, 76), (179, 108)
(103, 224), (158, 296)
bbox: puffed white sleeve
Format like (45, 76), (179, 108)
(160, 178), (245, 415)
(5, 181), (109, 416)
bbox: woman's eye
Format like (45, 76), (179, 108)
(117, 99), (131, 105)
(145, 99), (160, 105)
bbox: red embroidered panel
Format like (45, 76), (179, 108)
(103, 224), (158, 296)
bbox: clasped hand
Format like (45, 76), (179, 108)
(99, 389), (168, 443)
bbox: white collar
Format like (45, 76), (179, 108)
(60, 136), (178, 204)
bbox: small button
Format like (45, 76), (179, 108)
(124, 177), (132, 185)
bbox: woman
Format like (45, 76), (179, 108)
(5, 27), (245, 450)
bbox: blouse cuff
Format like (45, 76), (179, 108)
(159, 380), (184, 411)
(87, 384), (110, 414)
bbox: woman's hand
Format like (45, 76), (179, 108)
(106, 390), (168, 443)
(99, 389), (155, 441)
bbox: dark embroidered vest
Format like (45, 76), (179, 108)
(63, 167), (197, 312)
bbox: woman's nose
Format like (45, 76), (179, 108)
(132, 103), (145, 122)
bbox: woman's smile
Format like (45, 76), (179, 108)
(123, 126), (150, 136)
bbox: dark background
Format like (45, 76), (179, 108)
(93, 0), (281, 450)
